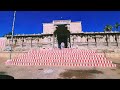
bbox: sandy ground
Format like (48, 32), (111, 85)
(0, 51), (120, 79)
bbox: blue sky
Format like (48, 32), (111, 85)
(0, 11), (120, 37)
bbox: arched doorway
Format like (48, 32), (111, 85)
(53, 24), (71, 48)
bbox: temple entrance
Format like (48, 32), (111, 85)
(53, 24), (71, 48)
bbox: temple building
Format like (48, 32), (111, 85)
(43, 20), (82, 34)
(2, 20), (120, 51)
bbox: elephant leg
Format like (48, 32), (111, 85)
(58, 40), (62, 49)
(64, 39), (68, 48)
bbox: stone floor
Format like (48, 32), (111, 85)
(0, 49), (120, 79)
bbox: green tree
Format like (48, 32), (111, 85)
(7, 32), (12, 35)
(104, 25), (113, 32)
(3, 32), (12, 37)
(115, 22), (120, 32)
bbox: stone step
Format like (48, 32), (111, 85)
(7, 59), (112, 64)
(5, 48), (116, 68)
(6, 62), (116, 67)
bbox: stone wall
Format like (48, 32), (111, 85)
(4, 33), (120, 51)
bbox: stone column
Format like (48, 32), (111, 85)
(73, 35), (76, 47)
(37, 38), (39, 47)
(25, 38), (28, 48)
(69, 35), (71, 48)
(115, 34), (118, 47)
(87, 35), (89, 47)
(24, 38), (27, 47)
(39, 37), (42, 48)
(106, 34), (109, 46)
(30, 38), (32, 48)
(9, 39), (11, 45)
(14, 39), (17, 46)
(94, 35), (97, 47)
(53, 35), (55, 48)
(118, 34), (120, 47)
(21, 39), (24, 48)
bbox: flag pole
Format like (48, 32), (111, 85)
(10, 11), (16, 59)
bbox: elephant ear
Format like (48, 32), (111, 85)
(53, 30), (57, 37)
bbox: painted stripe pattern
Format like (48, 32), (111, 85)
(5, 48), (116, 67)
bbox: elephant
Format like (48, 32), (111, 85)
(54, 25), (70, 49)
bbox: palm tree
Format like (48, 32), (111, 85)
(115, 22), (120, 32)
(7, 32), (12, 35)
(3, 32), (12, 37)
(104, 25), (113, 32)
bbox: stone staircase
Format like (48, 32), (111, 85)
(5, 48), (116, 68)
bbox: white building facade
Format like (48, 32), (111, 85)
(43, 20), (82, 34)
